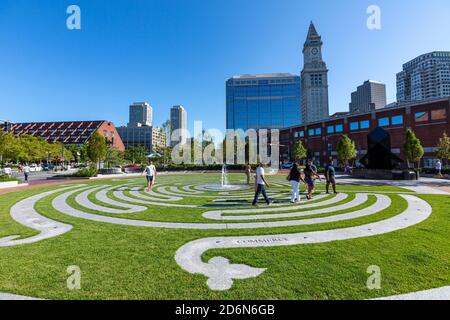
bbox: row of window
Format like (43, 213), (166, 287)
(414, 109), (447, 122)
(232, 79), (297, 85)
(293, 115), (405, 138)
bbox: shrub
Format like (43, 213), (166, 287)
(0, 175), (18, 182)
(72, 165), (98, 178)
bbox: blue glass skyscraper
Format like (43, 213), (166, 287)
(226, 73), (302, 131)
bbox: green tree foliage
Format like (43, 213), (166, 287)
(108, 149), (125, 167)
(87, 132), (107, 168)
(436, 132), (450, 165)
(124, 146), (147, 165)
(336, 135), (357, 165)
(403, 129), (424, 169)
(292, 140), (307, 163)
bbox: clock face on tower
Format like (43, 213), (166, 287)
(311, 48), (319, 56)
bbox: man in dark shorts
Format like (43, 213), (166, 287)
(325, 156), (337, 194)
(304, 159), (321, 200)
(142, 160), (157, 192)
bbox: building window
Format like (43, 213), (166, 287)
(415, 112), (429, 122)
(327, 125), (334, 134)
(299, 131), (304, 137)
(315, 128), (322, 135)
(378, 117), (389, 127)
(335, 124), (343, 133)
(431, 109), (447, 120)
(360, 120), (370, 129)
(391, 115), (404, 125)
(327, 143), (333, 152)
(350, 122), (359, 131)
(308, 129), (315, 136)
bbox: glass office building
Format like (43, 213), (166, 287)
(226, 73), (302, 131)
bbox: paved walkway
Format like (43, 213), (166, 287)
(0, 292), (41, 300)
(373, 286), (450, 300)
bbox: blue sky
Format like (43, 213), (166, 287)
(1, 0), (449, 133)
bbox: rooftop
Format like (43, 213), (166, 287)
(229, 73), (297, 80)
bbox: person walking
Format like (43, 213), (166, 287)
(252, 163), (271, 206)
(435, 160), (443, 178)
(304, 159), (321, 200)
(287, 163), (304, 203)
(23, 164), (30, 182)
(325, 156), (337, 194)
(245, 164), (252, 185)
(142, 160), (157, 192)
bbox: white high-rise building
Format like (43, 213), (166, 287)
(301, 22), (329, 124)
(349, 80), (387, 114)
(128, 102), (152, 127)
(170, 105), (187, 147)
(397, 51), (450, 102)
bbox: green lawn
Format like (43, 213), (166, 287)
(0, 173), (448, 300)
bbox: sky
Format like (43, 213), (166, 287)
(1, 0), (449, 134)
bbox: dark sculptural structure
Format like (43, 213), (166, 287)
(360, 127), (403, 170)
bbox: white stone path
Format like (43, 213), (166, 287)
(0, 182), (448, 298)
(0, 185), (79, 247)
(175, 195), (431, 291)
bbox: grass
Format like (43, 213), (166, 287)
(0, 173), (448, 300)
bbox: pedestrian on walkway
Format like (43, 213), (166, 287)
(252, 163), (271, 206)
(23, 164), (30, 182)
(287, 163), (304, 203)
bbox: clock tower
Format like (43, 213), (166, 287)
(301, 22), (329, 124)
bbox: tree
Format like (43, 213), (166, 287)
(124, 146), (147, 165)
(403, 129), (424, 169)
(86, 132), (107, 168)
(436, 132), (450, 166)
(0, 131), (15, 164)
(336, 135), (357, 166)
(292, 140), (307, 163)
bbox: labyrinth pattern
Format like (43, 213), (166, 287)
(0, 181), (433, 291)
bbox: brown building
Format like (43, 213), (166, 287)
(280, 98), (450, 168)
(7, 120), (125, 151)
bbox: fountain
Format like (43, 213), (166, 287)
(221, 164), (229, 188)
(195, 164), (249, 192)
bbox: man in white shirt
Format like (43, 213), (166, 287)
(142, 160), (157, 192)
(252, 163), (271, 206)
(23, 164), (30, 182)
(435, 160), (443, 177)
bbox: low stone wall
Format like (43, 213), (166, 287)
(351, 169), (418, 181)
(0, 181), (21, 189)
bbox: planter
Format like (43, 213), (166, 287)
(0, 181), (20, 189)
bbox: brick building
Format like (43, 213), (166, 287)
(5, 120), (125, 151)
(280, 98), (450, 168)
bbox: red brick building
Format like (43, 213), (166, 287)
(280, 98), (450, 168)
(7, 120), (125, 151)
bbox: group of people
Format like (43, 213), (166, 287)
(140, 157), (338, 205)
(251, 156), (338, 206)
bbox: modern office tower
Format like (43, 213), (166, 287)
(301, 22), (329, 124)
(349, 80), (387, 114)
(116, 125), (153, 153)
(397, 51), (450, 102)
(152, 127), (167, 150)
(170, 105), (187, 147)
(118, 102), (154, 153)
(226, 73), (301, 131)
(128, 102), (153, 127)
